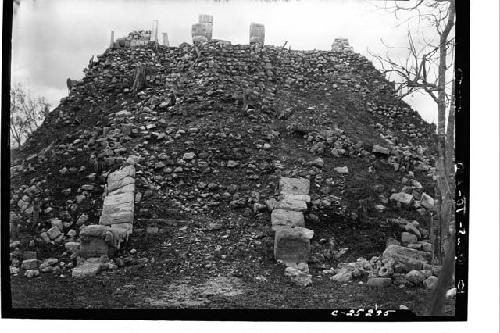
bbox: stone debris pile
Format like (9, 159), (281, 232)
(272, 177), (314, 286)
(9, 25), (438, 287)
(72, 163), (136, 278)
(326, 217), (440, 289)
(113, 30), (155, 48)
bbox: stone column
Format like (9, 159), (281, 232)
(110, 30), (115, 48)
(250, 23), (265, 45)
(151, 20), (159, 42)
(162, 32), (169, 46)
(198, 14), (213, 40)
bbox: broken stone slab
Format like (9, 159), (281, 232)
(381, 245), (431, 272)
(101, 199), (134, 216)
(420, 193), (435, 211)
(274, 227), (313, 264)
(282, 194), (311, 203)
(107, 176), (135, 193)
(271, 209), (305, 230)
(72, 261), (102, 278)
(372, 145), (390, 155)
(103, 191), (135, 205)
(279, 177), (310, 195)
(390, 192), (414, 206)
(108, 183), (135, 196)
(65, 241), (81, 253)
(99, 210), (134, 225)
(107, 165), (135, 184)
(275, 197), (308, 211)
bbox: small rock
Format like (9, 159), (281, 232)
(405, 270), (426, 285)
(423, 276), (438, 289)
(334, 166), (349, 174)
(25, 269), (40, 278)
(183, 152), (195, 160)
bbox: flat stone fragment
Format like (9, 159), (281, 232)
(367, 277), (392, 288)
(279, 177), (310, 195)
(271, 209), (305, 230)
(72, 261), (102, 278)
(275, 197), (308, 211)
(274, 227), (314, 264)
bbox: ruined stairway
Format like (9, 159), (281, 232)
(271, 177), (314, 286)
(72, 163), (136, 277)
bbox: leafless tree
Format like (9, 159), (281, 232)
(371, 0), (456, 315)
(10, 83), (51, 148)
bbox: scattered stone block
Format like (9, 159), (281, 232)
(274, 227), (313, 264)
(21, 259), (40, 270)
(275, 197), (308, 211)
(279, 177), (310, 195)
(271, 209), (305, 230)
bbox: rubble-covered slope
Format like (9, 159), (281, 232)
(10, 41), (438, 281)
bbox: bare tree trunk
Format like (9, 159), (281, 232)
(429, 231), (455, 315)
(430, 0), (456, 314)
(436, 0), (455, 259)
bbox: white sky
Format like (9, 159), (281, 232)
(11, 0), (443, 123)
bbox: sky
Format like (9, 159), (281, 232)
(11, 0), (444, 124)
